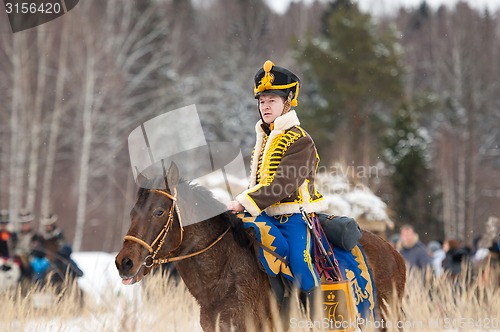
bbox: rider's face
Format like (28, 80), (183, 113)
(20, 223), (32, 233)
(258, 94), (285, 124)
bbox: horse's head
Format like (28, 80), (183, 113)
(115, 164), (182, 285)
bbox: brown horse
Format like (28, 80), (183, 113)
(115, 165), (406, 331)
(39, 237), (60, 262)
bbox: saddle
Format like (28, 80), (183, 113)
(316, 214), (362, 252)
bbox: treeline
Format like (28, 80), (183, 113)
(0, 0), (498, 250)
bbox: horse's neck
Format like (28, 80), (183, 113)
(173, 218), (247, 299)
(175, 217), (227, 256)
(171, 188), (261, 302)
(41, 238), (59, 260)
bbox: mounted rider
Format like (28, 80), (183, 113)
(36, 213), (65, 261)
(38, 213), (65, 245)
(227, 60), (328, 308)
(14, 209), (38, 279)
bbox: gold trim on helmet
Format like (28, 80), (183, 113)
(253, 60), (300, 107)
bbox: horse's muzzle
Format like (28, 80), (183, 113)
(115, 251), (146, 284)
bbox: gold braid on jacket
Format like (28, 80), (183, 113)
(258, 128), (303, 185)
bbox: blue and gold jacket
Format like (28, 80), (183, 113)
(236, 110), (327, 216)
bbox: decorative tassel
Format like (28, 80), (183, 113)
(291, 82), (299, 106)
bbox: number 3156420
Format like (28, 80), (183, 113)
(5, 2), (62, 14)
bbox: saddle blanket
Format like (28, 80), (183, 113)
(240, 213), (376, 321)
(332, 244), (376, 321)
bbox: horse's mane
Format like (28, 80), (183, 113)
(220, 210), (251, 248)
(136, 179), (250, 248)
(178, 181), (251, 248)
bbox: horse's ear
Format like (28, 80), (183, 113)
(136, 171), (149, 187)
(166, 162), (180, 187)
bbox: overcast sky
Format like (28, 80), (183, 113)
(264, 0), (500, 15)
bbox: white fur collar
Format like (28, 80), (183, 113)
(255, 110), (300, 133)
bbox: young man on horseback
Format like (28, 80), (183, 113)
(227, 60), (328, 306)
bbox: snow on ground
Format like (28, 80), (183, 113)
(72, 251), (142, 304)
(4, 252), (202, 332)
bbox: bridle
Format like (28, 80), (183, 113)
(123, 188), (230, 268)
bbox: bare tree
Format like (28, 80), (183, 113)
(25, 25), (49, 212)
(39, 21), (71, 217)
(395, 3), (500, 243)
(7, 33), (30, 230)
(68, 1), (180, 250)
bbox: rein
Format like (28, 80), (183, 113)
(152, 227), (230, 264)
(123, 188), (230, 268)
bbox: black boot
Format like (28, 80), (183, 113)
(301, 287), (321, 321)
(268, 275), (285, 304)
(268, 275), (293, 328)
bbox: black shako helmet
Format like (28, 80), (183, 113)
(253, 60), (300, 107)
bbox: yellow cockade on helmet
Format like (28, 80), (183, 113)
(259, 60), (275, 89)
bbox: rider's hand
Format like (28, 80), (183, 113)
(226, 200), (245, 213)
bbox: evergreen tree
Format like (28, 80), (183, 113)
(382, 102), (440, 238)
(296, 1), (404, 165)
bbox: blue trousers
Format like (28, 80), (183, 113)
(242, 212), (320, 291)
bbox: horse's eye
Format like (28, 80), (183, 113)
(153, 208), (165, 218)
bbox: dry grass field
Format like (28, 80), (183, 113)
(384, 266), (499, 332)
(1, 266), (498, 332)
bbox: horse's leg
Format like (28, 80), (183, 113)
(359, 230), (406, 325)
(200, 307), (237, 332)
(199, 307), (216, 332)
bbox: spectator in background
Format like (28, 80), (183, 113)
(473, 235), (493, 266)
(389, 233), (400, 250)
(471, 218), (500, 286)
(30, 245), (51, 284)
(0, 210), (15, 258)
(399, 224), (430, 271)
(427, 240), (445, 277)
(38, 213), (65, 261)
(442, 238), (471, 279)
(14, 209), (37, 279)
(39, 213), (64, 243)
(473, 237), (500, 287)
